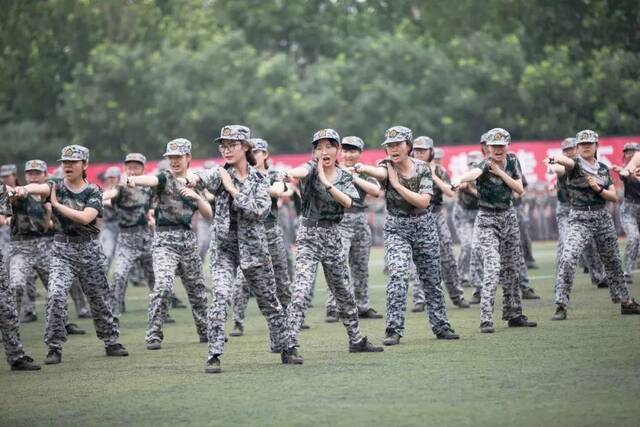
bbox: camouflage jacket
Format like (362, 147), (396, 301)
(113, 186), (154, 228)
(154, 170), (201, 228)
(430, 164), (451, 207)
(10, 195), (51, 237)
(0, 184), (11, 217)
(299, 161), (360, 221)
(198, 165), (271, 269)
(47, 177), (102, 237)
(475, 156), (521, 211)
(346, 172), (377, 213)
(379, 158), (434, 216)
(621, 175), (640, 204)
(265, 168), (285, 224)
(565, 157), (612, 209)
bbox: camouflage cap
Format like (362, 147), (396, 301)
(383, 126), (412, 145)
(312, 128), (340, 145)
(622, 142), (640, 152)
(0, 164), (17, 177)
(58, 145), (89, 162)
(467, 150), (484, 166)
(104, 166), (121, 178)
(163, 138), (192, 156)
(480, 131), (490, 145)
(341, 136), (364, 150)
(485, 128), (511, 146)
(576, 129), (598, 144)
(434, 147), (445, 160)
(251, 138), (269, 152)
(24, 159), (47, 173)
(215, 125), (251, 143)
(560, 138), (577, 150)
(413, 136), (434, 150)
(125, 153), (147, 165)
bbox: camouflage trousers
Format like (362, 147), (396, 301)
(452, 203), (478, 285)
(326, 212), (372, 314)
(196, 214), (213, 262)
(46, 239), (119, 350)
(0, 225), (10, 261)
(385, 214), (450, 336)
(285, 222), (363, 347)
(556, 203), (606, 285)
(208, 231), (287, 356)
(1, 252), (26, 365)
(516, 204), (535, 265)
(410, 208), (465, 304)
(110, 227), (155, 318)
(471, 214), (532, 295)
(146, 229), (208, 343)
(472, 208), (524, 324)
(555, 208), (627, 306)
(99, 222), (119, 271)
(384, 256), (423, 306)
(620, 201), (640, 281)
(10, 238), (50, 316)
(232, 223), (292, 328)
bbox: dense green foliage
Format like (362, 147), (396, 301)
(1, 1), (639, 163)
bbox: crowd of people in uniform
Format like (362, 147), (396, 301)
(1, 125), (639, 374)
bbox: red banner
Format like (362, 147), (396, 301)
(65, 136), (639, 185)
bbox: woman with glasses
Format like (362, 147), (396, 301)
(193, 125), (289, 374)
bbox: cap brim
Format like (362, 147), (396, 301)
(341, 143), (362, 150)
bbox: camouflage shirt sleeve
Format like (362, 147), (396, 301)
(418, 163), (434, 196)
(85, 185), (104, 217)
(335, 169), (360, 201)
(196, 168), (222, 193)
(231, 170), (271, 221)
(0, 185), (12, 216)
(156, 171), (168, 194)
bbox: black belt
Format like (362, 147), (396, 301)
(119, 224), (150, 233)
(156, 225), (190, 232)
(54, 234), (98, 243)
(571, 205), (606, 212)
(264, 221), (277, 230)
(431, 204), (443, 212)
(479, 206), (510, 213)
(391, 211), (428, 218)
(301, 218), (340, 228)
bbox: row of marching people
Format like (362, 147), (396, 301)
(1, 125), (638, 373)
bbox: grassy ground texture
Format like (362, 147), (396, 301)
(1, 241), (639, 427)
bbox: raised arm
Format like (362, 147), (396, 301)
(354, 163), (388, 181)
(548, 155), (575, 170)
(431, 166), (454, 197)
(50, 184), (99, 225)
(452, 167), (483, 187)
(127, 175), (159, 187)
(387, 165), (430, 209)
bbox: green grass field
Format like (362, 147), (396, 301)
(1, 241), (639, 426)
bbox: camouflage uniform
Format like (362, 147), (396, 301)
(452, 185), (479, 285)
(555, 149), (628, 307)
(326, 171), (376, 315)
(0, 184), (29, 365)
(45, 171), (120, 351)
(285, 157), (365, 347)
(471, 139), (527, 326)
(232, 168), (292, 329)
(620, 173), (640, 283)
(145, 168), (208, 344)
(430, 164), (466, 304)
(100, 202), (119, 271)
(110, 184), (155, 318)
(556, 174), (606, 286)
(202, 126), (287, 356)
(381, 156), (451, 337)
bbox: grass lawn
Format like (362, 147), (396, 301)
(1, 241), (639, 426)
